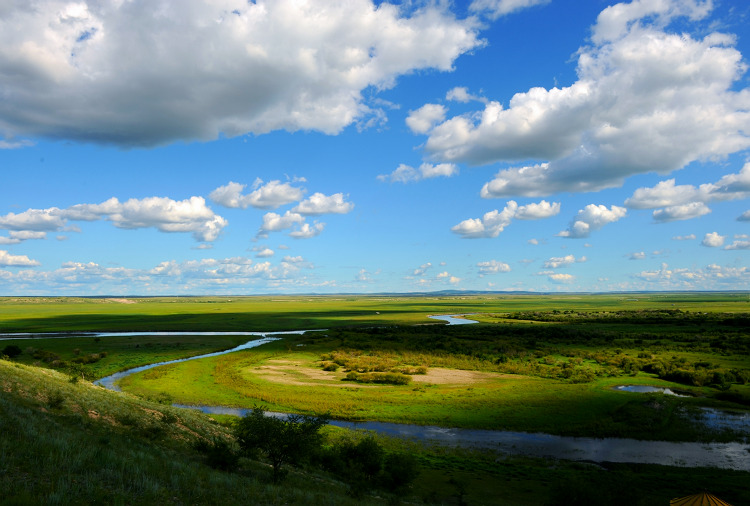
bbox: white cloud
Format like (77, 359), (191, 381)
(451, 198), (559, 239)
(477, 259), (511, 275)
(0, 250), (40, 267)
(255, 248), (274, 258)
(625, 163), (750, 220)
(210, 180), (305, 210)
(0, 1), (481, 148)
(356, 269), (373, 282)
(0, 196), (227, 243)
(548, 273), (574, 283)
(702, 232), (725, 248)
(515, 200), (560, 220)
(259, 211), (305, 234)
(427, 1), (750, 197)
(725, 238), (750, 250)
(635, 262), (750, 289)
(652, 202), (711, 222)
(378, 163), (458, 183)
(628, 251), (646, 260)
(412, 262), (432, 276)
(292, 193), (354, 215)
(452, 201), (518, 238)
(0, 208), (67, 231)
(672, 234), (696, 241)
(406, 104), (447, 135)
(558, 204), (627, 238)
(446, 87), (486, 104)
(470, 0), (551, 19)
(543, 255), (586, 269)
(289, 222), (325, 239)
(0, 231), (47, 245)
(591, 0), (712, 45)
(738, 210), (750, 222)
(625, 179), (709, 209)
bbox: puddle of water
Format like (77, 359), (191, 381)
(428, 314), (478, 325)
(696, 408), (750, 433)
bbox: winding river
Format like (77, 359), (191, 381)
(6, 318), (750, 471)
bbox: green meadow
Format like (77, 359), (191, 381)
(1, 293), (749, 504)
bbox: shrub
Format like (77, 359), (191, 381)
(234, 406), (329, 482)
(2, 345), (22, 359)
(193, 437), (239, 471)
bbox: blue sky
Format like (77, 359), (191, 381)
(1, 0), (749, 295)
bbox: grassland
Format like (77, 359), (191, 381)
(3, 358), (749, 505)
(1, 293), (749, 504)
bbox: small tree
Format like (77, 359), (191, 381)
(234, 406), (328, 482)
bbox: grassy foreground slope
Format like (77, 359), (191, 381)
(3, 358), (750, 506)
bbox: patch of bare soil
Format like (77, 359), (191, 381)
(249, 359), (508, 387)
(106, 298), (136, 304)
(410, 368), (506, 385)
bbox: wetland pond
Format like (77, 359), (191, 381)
(8, 320), (749, 471)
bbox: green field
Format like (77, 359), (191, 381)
(1, 293), (749, 504)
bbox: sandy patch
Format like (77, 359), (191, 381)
(248, 359), (508, 387)
(251, 359), (372, 388)
(106, 298), (136, 304)
(410, 368), (507, 385)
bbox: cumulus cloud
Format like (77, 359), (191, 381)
(437, 271), (461, 284)
(558, 204), (627, 238)
(0, 197), (227, 243)
(469, 0), (551, 19)
(292, 193), (354, 215)
(0, 1), (481, 148)
(628, 251), (646, 260)
(652, 202), (711, 222)
(0, 231), (47, 245)
(738, 210), (750, 221)
(477, 259), (511, 275)
(515, 200), (560, 220)
(543, 255), (586, 269)
(210, 180), (305, 210)
(446, 87), (486, 104)
(258, 211), (304, 235)
(624, 163), (750, 220)
(0, 255), (335, 294)
(406, 104), (448, 135)
(547, 273), (574, 283)
(0, 208), (67, 231)
(255, 248), (275, 258)
(725, 235), (750, 250)
(426, 1), (750, 197)
(635, 262), (749, 289)
(378, 163), (458, 183)
(451, 199), (559, 238)
(452, 201), (518, 238)
(289, 222), (325, 239)
(0, 250), (40, 267)
(702, 232), (725, 248)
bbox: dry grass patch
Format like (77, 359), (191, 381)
(410, 367), (510, 385)
(249, 359), (374, 388)
(249, 358), (512, 388)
